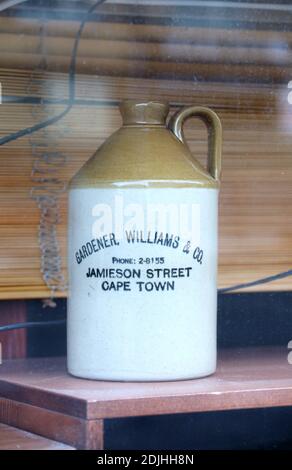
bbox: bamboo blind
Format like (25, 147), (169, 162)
(0, 16), (292, 82)
(0, 4), (292, 298)
(0, 68), (292, 298)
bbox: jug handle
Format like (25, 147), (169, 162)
(168, 106), (222, 181)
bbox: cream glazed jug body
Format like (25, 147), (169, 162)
(67, 100), (222, 381)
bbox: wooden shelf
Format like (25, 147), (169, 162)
(0, 347), (291, 449)
(0, 423), (74, 450)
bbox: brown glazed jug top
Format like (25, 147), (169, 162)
(120, 100), (169, 126)
(69, 100), (221, 189)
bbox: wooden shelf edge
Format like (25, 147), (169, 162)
(0, 347), (291, 448)
(0, 347), (291, 420)
(0, 423), (75, 450)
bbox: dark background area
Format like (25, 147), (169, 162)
(27, 291), (292, 355)
(105, 407), (292, 450)
(25, 291), (292, 449)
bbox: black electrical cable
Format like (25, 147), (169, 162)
(0, 0), (107, 146)
(0, 319), (66, 332)
(0, 1), (108, 333)
(218, 269), (292, 294)
(3, 268), (292, 333)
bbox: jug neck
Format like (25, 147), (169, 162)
(119, 100), (169, 127)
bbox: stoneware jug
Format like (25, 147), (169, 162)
(68, 100), (222, 381)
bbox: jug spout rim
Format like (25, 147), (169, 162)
(119, 100), (169, 126)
